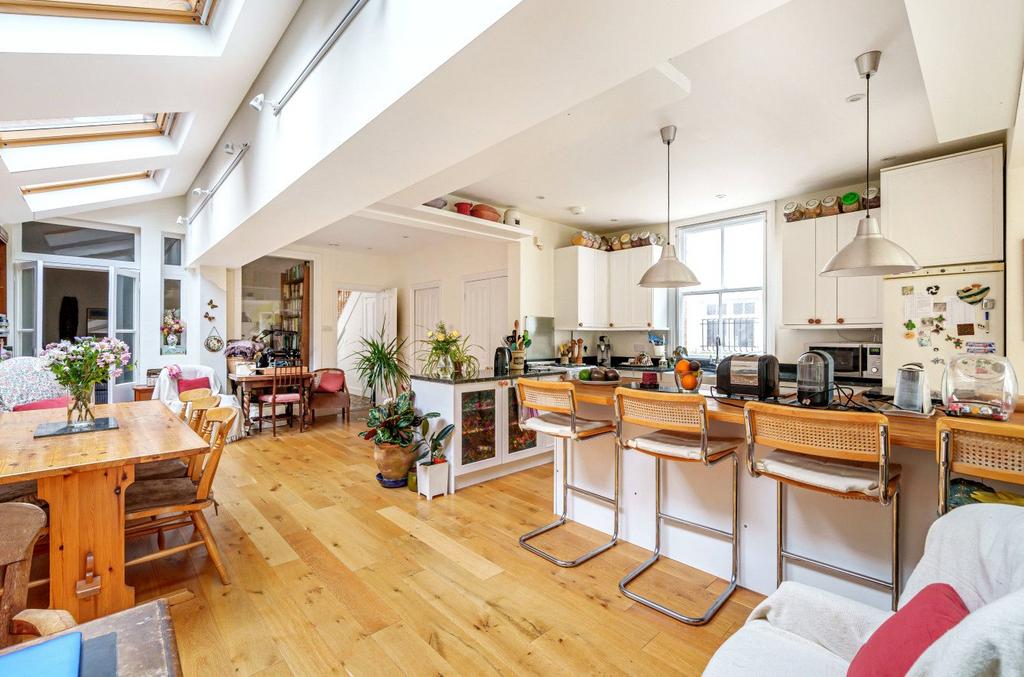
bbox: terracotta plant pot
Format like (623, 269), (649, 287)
(374, 442), (417, 481)
(454, 202), (472, 215)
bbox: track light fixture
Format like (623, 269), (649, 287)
(191, 187), (210, 197)
(176, 216), (188, 226)
(224, 143), (237, 155)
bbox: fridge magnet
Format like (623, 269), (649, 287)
(903, 319), (916, 330)
(903, 331), (916, 340)
(945, 334), (964, 349)
(933, 347), (941, 353)
(926, 285), (940, 296)
(916, 331), (931, 347)
(956, 323), (975, 337)
(932, 302), (947, 313)
(956, 283), (990, 305)
(982, 298), (996, 310)
(901, 285), (914, 296)
(966, 341), (997, 354)
(920, 317), (935, 328)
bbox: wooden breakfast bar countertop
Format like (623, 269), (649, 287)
(570, 379), (1024, 452)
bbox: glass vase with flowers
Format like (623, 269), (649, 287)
(40, 336), (132, 425)
(419, 321), (480, 379)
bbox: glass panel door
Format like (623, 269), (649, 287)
(14, 261), (41, 356)
(109, 268), (139, 402)
(460, 388), (498, 468)
(506, 385), (537, 455)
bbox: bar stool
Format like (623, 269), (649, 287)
(744, 402), (901, 610)
(516, 378), (618, 567)
(614, 388), (742, 625)
(938, 417), (1024, 514)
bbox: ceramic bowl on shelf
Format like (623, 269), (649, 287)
(470, 203), (501, 221)
(423, 197), (447, 209)
(454, 202), (472, 215)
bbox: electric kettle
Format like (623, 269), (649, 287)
(494, 346), (512, 376)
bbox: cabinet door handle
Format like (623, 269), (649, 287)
(578, 322), (583, 328)
(814, 318), (822, 324)
(609, 322), (614, 327)
(807, 318), (814, 324)
(837, 317), (845, 324)
(647, 322), (652, 327)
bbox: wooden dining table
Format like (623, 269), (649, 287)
(0, 400), (207, 622)
(228, 370), (315, 434)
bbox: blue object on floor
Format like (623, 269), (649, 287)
(376, 472), (407, 488)
(0, 631), (81, 677)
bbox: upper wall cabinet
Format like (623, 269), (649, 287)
(781, 211), (883, 327)
(881, 145), (1004, 266)
(555, 246), (667, 331)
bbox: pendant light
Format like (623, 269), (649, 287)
(639, 125), (700, 288)
(820, 51), (919, 277)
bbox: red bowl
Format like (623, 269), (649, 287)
(454, 202), (472, 215)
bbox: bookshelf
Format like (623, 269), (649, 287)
(280, 261), (311, 366)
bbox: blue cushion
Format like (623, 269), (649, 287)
(0, 631), (81, 677)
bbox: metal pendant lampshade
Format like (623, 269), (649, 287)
(639, 125), (700, 288)
(820, 51), (919, 277)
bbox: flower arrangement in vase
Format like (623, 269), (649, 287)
(41, 336), (132, 426)
(161, 310), (185, 352)
(419, 321), (480, 379)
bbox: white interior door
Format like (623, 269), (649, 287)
(110, 268), (140, 402)
(412, 284), (441, 372)
(14, 261), (42, 357)
(463, 274), (508, 367)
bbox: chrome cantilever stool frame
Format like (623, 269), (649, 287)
(938, 416), (1024, 515)
(744, 402), (901, 611)
(615, 388), (740, 625)
(516, 378), (619, 567)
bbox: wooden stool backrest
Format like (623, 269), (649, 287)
(272, 366), (306, 397)
(516, 378), (575, 416)
(937, 417), (1024, 513)
(187, 395), (220, 434)
(196, 407), (237, 501)
(0, 503), (46, 647)
(614, 388), (707, 435)
(178, 387), (214, 421)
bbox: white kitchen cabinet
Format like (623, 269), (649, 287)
(555, 247), (609, 330)
(555, 246), (666, 331)
(881, 145), (1003, 266)
(781, 211), (883, 327)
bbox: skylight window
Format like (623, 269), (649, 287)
(0, 0), (213, 24)
(0, 113), (172, 148)
(20, 170), (153, 195)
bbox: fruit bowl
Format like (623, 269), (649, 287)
(673, 362), (703, 392)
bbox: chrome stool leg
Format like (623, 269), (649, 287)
(519, 436), (620, 567)
(619, 453), (738, 626)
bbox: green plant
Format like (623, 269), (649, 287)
(419, 321), (480, 378)
(360, 391), (437, 447)
(352, 324), (409, 401)
(417, 421), (455, 464)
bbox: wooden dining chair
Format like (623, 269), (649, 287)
(257, 366), (306, 436)
(0, 503), (75, 648)
(135, 394), (220, 485)
(938, 417), (1024, 515)
(177, 387), (213, 422)
(124, 407), (237, 585)
(185, 395), (220, 434)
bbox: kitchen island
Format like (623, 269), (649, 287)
(550, 378), (1024, 609)
(411, 369), (564, 490)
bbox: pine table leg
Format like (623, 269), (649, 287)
(37, 464), (136, 622)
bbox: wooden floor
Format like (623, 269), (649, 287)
(119, 407), (763, 675)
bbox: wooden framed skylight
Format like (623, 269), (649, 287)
(0, 113), (172, 148)
(0, 0), (214, 24)
(20, 170), (153, 195)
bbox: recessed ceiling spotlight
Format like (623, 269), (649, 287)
(402, 235), (409, 239)
(569, 205), (586, 216)
(846, 93), (865, 103)
(610, 218), (619, 222)
(535, 195), (546, 200)
(715, 194), (727, 199)
(327, 242), (341, 247)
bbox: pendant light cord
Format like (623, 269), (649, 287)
(865, 72), (871, 217)
(666, 136), (672, 246)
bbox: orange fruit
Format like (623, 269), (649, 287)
(680, 373), (699, 391)
(675, 360), (692, 374)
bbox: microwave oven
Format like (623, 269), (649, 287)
(806, 342), (882, 381)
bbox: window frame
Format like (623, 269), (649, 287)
(20, 171), (153, 195)
(161, 232), (186, 355)
(18, 218), (140, 266)
(0, 0), (214, 24)
(675, 210), (768, 360)
(1, 113), (172, 148)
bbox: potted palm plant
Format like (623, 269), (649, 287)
(352, 325), (409, 404)
(416, 421), (455, 500)
(360, 391), (438, 487)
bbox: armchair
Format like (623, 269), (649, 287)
(310, 368), (351, 423)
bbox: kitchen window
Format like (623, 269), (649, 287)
(676, 212), (766, 360)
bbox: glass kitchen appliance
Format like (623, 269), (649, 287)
(941, 355), (1019, 421)
(894, 363), (933, 415)
(796, 350), (834, 407)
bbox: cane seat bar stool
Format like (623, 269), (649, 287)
(744, 402), (902, 610)
(124, 407), (237, 585)
(938, 417), (1024, 515)
(516, 378), (619, 567)
(614, 388), (742, 625)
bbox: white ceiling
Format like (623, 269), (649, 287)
(0, 0), (300, 222)
(458, 0), (1013, 232)
(298, 213), (467, 255)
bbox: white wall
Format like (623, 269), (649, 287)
(1006, 84), (1024, 371)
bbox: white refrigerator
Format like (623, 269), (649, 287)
(882, 262), (1004, 388)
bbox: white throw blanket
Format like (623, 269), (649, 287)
(153, 365), (244, 442)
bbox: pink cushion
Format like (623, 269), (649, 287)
(259, 393), (302, 403)
(178, 377), (211, 394)
(13, 396), (71, 412)
(848, 583), (969, 676)
(316, 371), (345, 393)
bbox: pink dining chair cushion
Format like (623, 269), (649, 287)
(12, 395), (71, 412)
(177, 376), (211, 394)
(259, 393), (302, 403)
(316, 371), (346, 393)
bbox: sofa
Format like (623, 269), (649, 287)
(153, 365), (245, 442)
(705, 504), (1024, 676)
(0, 357), (67, 413)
